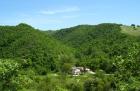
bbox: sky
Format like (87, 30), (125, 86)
(0, 0), (140, 30)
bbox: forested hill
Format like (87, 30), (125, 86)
(1, 23), (140, 90)
(0, 23), (74, 74)
(52, 23), (122, 48)
(52, 23), (140, 75)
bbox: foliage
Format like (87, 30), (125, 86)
(1, 23), (140, 90)
(0, 23), (74, 74)
(0, 59), (21, 91)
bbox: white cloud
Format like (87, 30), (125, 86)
(40, 7), (80, 15)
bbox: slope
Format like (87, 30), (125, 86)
(0, 23), (74, 74)
(52, 23), (140, 74)
(121, 25), (140, 36)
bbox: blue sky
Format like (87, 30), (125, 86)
(0, 0), (140, 30)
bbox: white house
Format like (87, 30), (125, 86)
(71, 67), (95, 76)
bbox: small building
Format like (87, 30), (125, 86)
(71, 67), (95, 76)
(71, 67), (83, 76)
(72, 68), (81, 76)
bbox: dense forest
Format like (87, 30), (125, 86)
(1, 23), (140, 91)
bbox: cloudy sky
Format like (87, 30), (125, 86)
(0, 0), (140, 30)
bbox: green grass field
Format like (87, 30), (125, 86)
(121, 25), (140, 36)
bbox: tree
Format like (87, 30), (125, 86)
(131, 24), (136, 30)
(0, 59), (20, 91)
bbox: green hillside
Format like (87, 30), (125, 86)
(53, 23), (140, 72)
(121, 25), (140, 36)
(1, 23), (140, 91)
(51, 23), (140, 90)
(52, 25), (96, 48)
(0, 23), (75, 74)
